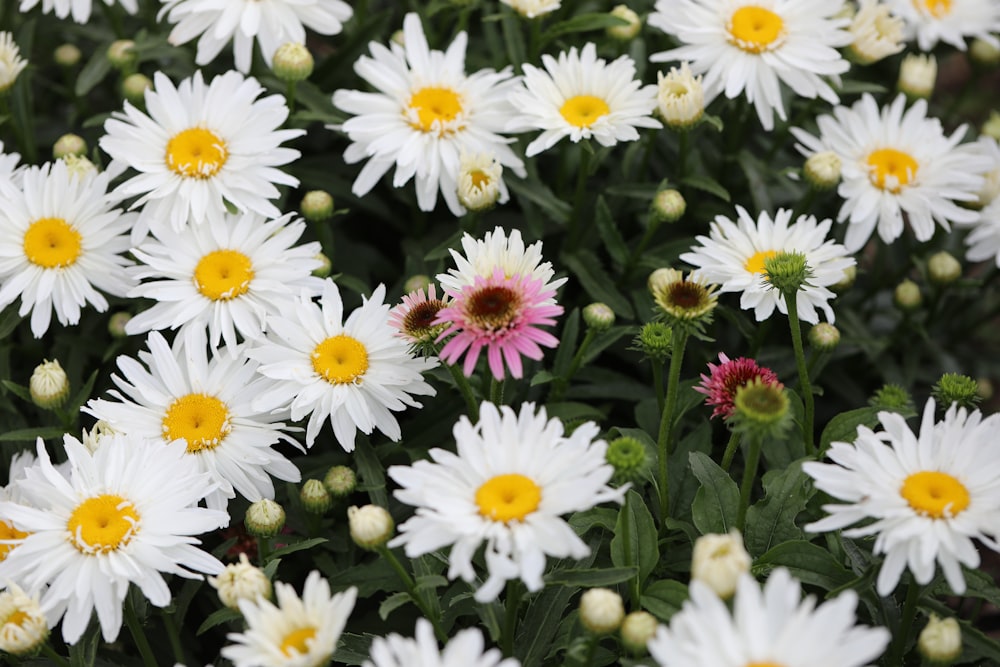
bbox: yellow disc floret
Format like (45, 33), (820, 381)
(901, 471), (970, 519)
(408, 87), (463, 133)
(23, 217), (82, 269)
(744, 249), (778, 275)
(165, 127), (228, 179)
(728, 6), (785, 53)
(475, 473), (542, 522)
(916, 0), (952, 18)
(67, 494), (140, 554)
(867, 148), (918, 192)
(560, 95), (611, 128)
(0, 522), (28, 561)
(162, 393), (232, 452)
(312, 335), (369, 385)
(193, 249), (255, 301)
(280, 626), (317, 656)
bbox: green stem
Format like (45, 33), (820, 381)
(652, 361), (665, 413)
(257, 535), (271, 566)
(41, 643), (70, 667)
(622, 220), (660, 285)
(162, 608), (185, 666)
(656, 329), (688, 527)
(490, 377), (505, 406)
(791, 188), (817, 222)
(677, 129), (689, 183)
(784, 291), (815, 456)
(378, 546), (448, 643)
(620, 493), (641, 609)
(286, 81), (297, 115)
(888, 582), (922, 666)
(502, 579), (524, 658)
(736, 435), (762, 531)
(124, 596), (157, 667)
(720, 430), (742, 472)
(550, 329), (596, 401)
(443, 360), (480, 420)
(582, 635), (599, 667)
(567, 146), (592, 250)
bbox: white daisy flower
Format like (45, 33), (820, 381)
(0, 161), (135, 338)
(804, 399), (1000, 596)
(125, 211), (324, 353)
(965, 143), (1000, 267)
(18, 0), (136, 23)
(679, 206), (855, 324)
(365, 618), (519, 667)
(646, 568), (890, 667)
(791, 93), (990, 251)
(99, 70), (304, 237)
(500, 0), (560, 19)
(0, 141), (21, 184)
(249, 280), (437, 450)
(887, 0), (1000, 51)
(331, 13), (525, 216)
(506, 42), (661, 157)
(847, 0), (905, 65)
(0, 32), (28, 93)
(159, 0), (352, 74)
(222, 571), (356, 667)
(84, 329), (302, 511)
(0, 435), (227, 644)
(388, 401), (626, 602)
(649, 0), (852, 131)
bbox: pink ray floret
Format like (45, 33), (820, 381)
(695, 352), (781, 419)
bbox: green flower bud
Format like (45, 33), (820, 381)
(650, 189), (686, 225)
(932, 373), (980, 411)
(763, 251), (811, 296)
(53, 134), (86, 159)
(605, 436), (649, 484)
(918, 614), (962, 665)
(808, 323), (840, 351)
(620, 611), (658, 655)
(983, 111), (1000, 142)
(348, 504), (394, 549)
(121, 73), (152, 106)
(404, 274), (433, 294)
(244, 499), (286, 538)
(927, 251), (961, 285)
(970, 38), (1000, 67)
(977, 377), (994, 401)
(29, 359), (69, 410)
(108, 311), (132, 338)
(607, 5), (642, 41)
(324, 465), (356, 497)
(803, 151), (841, 190)
(635, 322), (672, 364)
(311, 252), (332, 279)
(582, 302), (615, 332)
(579, 588), (625, 635)
(301, 190), (334, 222)
(53, 43), (81, 68)
(893, 279), (922, 311)
(729, 378), (791, 438)
(300, 479), (332, 514)
(106, 40), (137, 70)
(272, 43), (314, 83)
(832, 265), (856, 293)
(869, 384), (914, 413)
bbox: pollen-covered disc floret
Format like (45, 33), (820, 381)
(506, 42), (660, 156)
(791, 94), (989, 252)
(680, 206), (855, 323)
(803, 399), (1000, 596)
(388, 402), (626, 602)
(0, 435), (227, 644)
(100, 70), (304, 236)
(646, 568), (890, 667)
(332, 12), (525, 216)
(887, 0), (1000, 51)
(695, 352), (780, 419)
(84, 329), (302, 511)
(249, 280), (437, 451)
(649, 0), (852, 131)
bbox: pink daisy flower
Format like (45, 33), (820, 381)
(695, 352), (780, 419)
(388, 284), (450, 344)
(435, 268), (563, 380)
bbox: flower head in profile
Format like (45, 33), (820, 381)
(0, 583), (48, 656)
(366, 618), (519, 667)
(0, 32), (28, 94)
(457, 152), (505, 212)
(649, 0), (852, 131)
(887, 0), (1000, 51)
(804, 399), (1000, 596)
(222, 571), (356, 667)
(389, 402), (626, 602)
(791, 94), (989, 251)
(848, 0), (905, 65)
(437, 226), (566, 297)
(656, 62), (705, 129)
(388, 284), (450, 346)
(18, 0), (136, 23)
(695, 352), (780, 419)
(646, 569), (890, 667)
(332, 13), (525, 216)
(506, 42), (660, 156)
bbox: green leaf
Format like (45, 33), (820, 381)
(415, 574), (448, 591)
(569, 507), (618, 536)
(640, 579), (689, 622)
(506, 177), (571, 225)
(75, 47), (112, 97)
(267, 537), (328, 560)
(958, 619), (1000, 664)
(552, 309), (580, 378)
(500, 10), (526, 71)
(594, 196), (629, 268)
(378, 592), (411, 621)
(743, 461), (814, 556)
(544, 401), (607, 426)
(562, 250), (635, 318)
(530, 370), (555, 386)
(67, 370), (99, 415)
(1, 380), (31, 403)
(196, 607), (242, 635)
(679, 174), (730, 202)
(604, 182), (664, 200)
(333, 633), (376, 666)
(0, 426), (68, 442)
(610, 490), (659, 587)
(754, 540), (855, 592)
(541, 13), (628, 44)
(355, 437), (389, 507)
(0, 303), (22, 339)
(818, 407), (883, 453)
(544, 566), (638, 587)
(689, 452), (739, 534)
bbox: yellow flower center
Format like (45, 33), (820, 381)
(312, 335), (369, 385)
(409, 87), (463, 133)
(728, 6), (785, 53)
(559, 95), (611, 128)
(466, 284), (521, 331)
(475, 473), (542, 522)
(23, 217), (82, 269)
(915, 0), (952, 17)
(901, 471), (970, 519)
(3, 610), (29, 628)
(867, 148), (919, 193)
(744, 249), (777, 275)
(747, 663), (785, 667)
(67, 494), (140, 554)
(193, 249), (255, 301)
(0, 521), (28, 561)
(469, 169), (491, 189)
(280, 626), (318, 656)
(162, 393), (232, 453)
(165, 127), (228, 179)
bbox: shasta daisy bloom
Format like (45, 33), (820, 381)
(125, 211), (324, 353)
(964, 137), (1000, 267)
(249, 280), (437, 450)
(160, 0), (352, 74)
(0, 435), (227, 644)
(100, 70), (304, 236)
(500, 0), (560, 19)
(804, 399), (1000, 596)
(0, 32), (27, 94)
(506, 42), (661, 157)
(847, 0), (905, 65)
(365, 618), (519, 667)
(646, 568), (890, 667)
(84, 329), (302, 511)
(887, 0), (1000, 51)
(791, 94), (990, 251)
(388, 284), (450, 345)
(332, 13), (525, 216)
(0, 141), (20, 184)
(389, 402), (626, 602)
(222, 571), (356, 667)
(680, 206), (855, 324)
(649, 0), (852, 131)
(17, 0), (136, 23)
(695, 352), (780, 419)
(0, 161), (135, 338)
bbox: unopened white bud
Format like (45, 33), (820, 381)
(348, 504), (394, 549)
(81, 420), (118, 453)
(804, 151), (841, 190)
(898, 53), (937, 99)
(106, 39), (136, 70)
(691, 530), (751, 599)
(620, 610), (658, 654)
(208, 553), (272, 610)
(650, 189), (686, 224)
(984, 111), (1000, 142)
(583, 302), (615, 331)
(918, 614), (962, 664)
(656, 63), (704, 129)
(312, 252), (332, 279)
(53, 133), (86, 159)
(61, 154), (97, 179)
(579, 588), (625, 635)
(607, 5), (642, 41)
(847, 0), (904, 65)
(53, 43), (81, 68)
(928, 251), (961, 285)
(832, 265), (857, 292)
(458, 153), (503, 212)
(30, 359), (69, 410)
(894, 279), (922, 311)
(121, 73), (152, 105)
(0, 584), (48, 656)
(272, 43), (314, 83)
(970, 38), (1000, 67)
(245, 499), (285, 538)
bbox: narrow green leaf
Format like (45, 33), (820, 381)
(818, 407), (883, 453)
(0, 303), (22, 339)
(196, 607), (242, 635)
(743, 461), (814, 556)
(594, 196), (629, 268)
(689, 452), (739, 534)
(530, 370), (555, 386)
(754, 540), (855, 592)
(75, 47), (112, 96)
(640, 579), (689, 622)
(333, 633), (377, 666)
(500, 10), (526, 71)
(354, 437), (389, 507)
(562, 251), (635, 318)
(267, 537), (328, 560)
(0, 426), (68, 442)
(552, 309), (580, 377)
(680, 174), (730, 202)
(378, 592), (411, 621)
(610, 490), (659, 587)
(506, 177), (571, 225)
(541, 13), (628, 44)
(1, 380), (31, 403)
(67, 370), (99, 415)
(544, 566), (638, 587)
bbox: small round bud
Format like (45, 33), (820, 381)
(208, 553), (272, 610)
(970, 38), (1000, 67)
(311, 252), (332, 279)
(976, 377), (994, 401)
(53, 43), (82, 68)
(918, 614), (962, 665)
(730, 378), (791, 438)
(927, 251), (961, 285)
(898, 53), (937, 100)
(53, 133), (86, 159)
(932, 373), (981, 411)
(457, 153), (503, 212)
(390, 30), (406, 47)
(607, 5), (642, 41)
(605, 436), (648, 483)
(691, 530), (751, 599)
(81, 420), (119, 453)
(108, 311), (132, 338)
(300, 479), (332, 514)
(30, 359), (69, 410)
(106, 39), (137, 70)
(808, 322), (840, 351)
(582, 302), (615, 332)
(324, 465), (356, 497)
(348, 504), (394, 549)
(636, 321), (673, 364)
(0, 584), (48, 656)
(832, 265), (857, 293)
(983, 111), (1000, 142)
(272, 43), (314, 83)
(578, 588), (625, 635)
(650, 188), (687, 224)
(620, 611), (658, 655)
(894, 279), (922, 311)
(655, 63), (704, 130)
(301, 190), (334, 222)
(121, 73), (152, 105)
(245, 499), (286, 538)
(869, 383), (914, 413)
(404, 274), (433, 295)
(62, 154), (97, 179)
(763, 251), (811, 296)
(803, 151), (841, 190)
